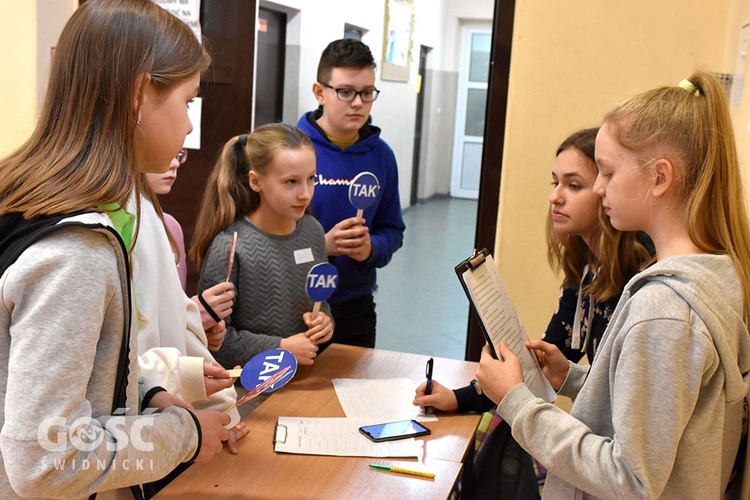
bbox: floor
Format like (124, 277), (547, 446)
(374, 197), (478, 360)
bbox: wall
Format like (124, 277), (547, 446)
(496, 0), (739, 344)
(0, 0), (76, 158)
(263, 0), (493, 206)
(0, 2), (38, 157)
(2, 0), (492, 208)
(728, 3), (750, 205)
(416, 0), (494, 199)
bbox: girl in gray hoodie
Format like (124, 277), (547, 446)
(476, 71), (750, 498)
(0, 1), (230, 498)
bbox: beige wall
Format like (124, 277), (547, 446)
(0, 0), (76, 158)
(496, 0), (744, 343)
(728, 3), (750, 205)
(0, 2), (38, 157)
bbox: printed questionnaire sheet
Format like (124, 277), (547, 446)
(332, 378), (438, 422)
(273, 417), (422, 457)
(462, 254), (556, 402)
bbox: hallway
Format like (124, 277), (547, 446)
(374, 197), (478, 360)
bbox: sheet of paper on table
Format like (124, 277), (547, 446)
(332, 378), (438, 422)
(273, 417), (423, 457)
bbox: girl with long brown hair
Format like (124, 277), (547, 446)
(414, 128), (651, 497)
(0, 1), (228, 497)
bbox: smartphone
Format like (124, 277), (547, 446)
(359, 419), (431, 442)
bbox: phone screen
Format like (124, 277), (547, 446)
(359, 420), (431, 442)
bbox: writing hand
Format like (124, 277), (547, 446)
(412, 380), (458, 413)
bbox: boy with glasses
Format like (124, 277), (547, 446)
(297, 38), (405, 348)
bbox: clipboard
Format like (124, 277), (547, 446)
(455, 248), (556, 402)
(271, 417), (422, 457)
(454, 248), (495, 357)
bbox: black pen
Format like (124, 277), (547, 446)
(425, 357), (434, 395)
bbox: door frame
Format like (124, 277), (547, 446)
(410, 45), (431, 206)
(465, 0), (516, 361)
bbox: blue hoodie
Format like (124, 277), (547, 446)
(298, 110), (405, 305)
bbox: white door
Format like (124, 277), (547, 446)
(450, 25), (491, 199)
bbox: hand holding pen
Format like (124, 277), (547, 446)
(412, 357), (460, 413)
(423, 357), (433, 414)
(425, 357), (434, 395)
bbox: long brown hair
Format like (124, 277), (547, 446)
(0, 0), (210, 218)
(546, 128), (651, 301)
(605, 70), (750, 317)
(190, 123), (314, 270)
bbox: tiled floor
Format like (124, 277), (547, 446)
(374, 197), (478, 360)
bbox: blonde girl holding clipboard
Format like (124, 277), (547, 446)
(478, 72), (750, 498)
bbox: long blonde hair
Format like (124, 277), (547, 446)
(0, 0), (210, 218)
(546, 128), (651, 301)
(605, 70), (750, 317)
(190, 123), (314, 270)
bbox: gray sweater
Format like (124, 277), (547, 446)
(0, 214), (199, 499)
(499, 254), (750, 498)
(199, 214), (331, 368)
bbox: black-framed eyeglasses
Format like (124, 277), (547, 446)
(320, 82), (380, 102)
(176, 148), (188, 164)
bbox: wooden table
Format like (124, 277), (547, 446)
(157, 345), (480, 499)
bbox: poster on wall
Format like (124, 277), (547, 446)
(184, 97), (202, 150)
(152, 0), (203, 150)
(381, 0), (414, 82)
(152, 0), (202, 41)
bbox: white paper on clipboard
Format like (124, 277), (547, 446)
(273, 417), (422, 458)
(459, 254), (556, 402)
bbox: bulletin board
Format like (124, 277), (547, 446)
(381, 0), (415, 82)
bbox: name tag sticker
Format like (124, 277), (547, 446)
(294, 248), (314, 265)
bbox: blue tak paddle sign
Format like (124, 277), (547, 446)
(348, 171), (380, 218)
(224, 349), (297, 412)
(240, 348), (297, 394)
(306, 262), (338, 318)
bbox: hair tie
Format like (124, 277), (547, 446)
(198, 291), (222, 324)
(233, 133), (248, 156)
(677, 79), (697, 94)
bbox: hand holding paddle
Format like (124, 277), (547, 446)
(348, 171), (380, 219)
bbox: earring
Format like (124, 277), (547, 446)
(136, 118), (142, 125)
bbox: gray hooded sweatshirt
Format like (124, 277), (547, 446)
(499, 254), (750, 499)
(0, 213), (200, 499)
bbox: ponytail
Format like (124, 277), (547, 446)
(190, 123), (314, 270)
(605, 70), (750, 320)
(686, 73), (750, 319)
(189, 135), (255, 270)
